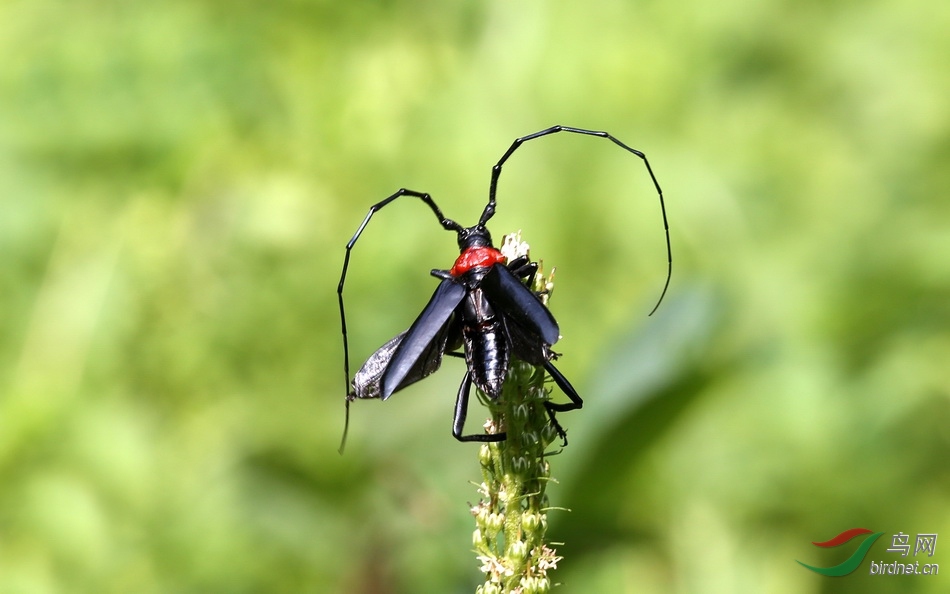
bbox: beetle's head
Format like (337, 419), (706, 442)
(456, 224), (492, 251)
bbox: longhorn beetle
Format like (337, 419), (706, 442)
(337, 125), (670, 450)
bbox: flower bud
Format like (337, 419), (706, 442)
(509, 539), (528, 562)
(512, 456), (529, 473)
(479, 444), (493, 468)
(521, 512), (541, 533)
(487, 512), (505, 534)
(512, 403), (530, 424)
(522, 576), (545, 593)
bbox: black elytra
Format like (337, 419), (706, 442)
(336, 125), (670, 451)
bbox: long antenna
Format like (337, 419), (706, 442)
(484, 125), (671, 315)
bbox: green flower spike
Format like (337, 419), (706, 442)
(472, 231), (565, 594)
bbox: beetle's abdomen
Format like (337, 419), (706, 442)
(465, 322), (508, 400)
(461, 288), (509, 400)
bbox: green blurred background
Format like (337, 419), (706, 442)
(1, 1), (948, 592)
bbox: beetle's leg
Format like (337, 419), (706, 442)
(540, 359), (583, 446)
(453, 371), (507, 443)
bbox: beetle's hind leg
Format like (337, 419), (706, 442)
(541, 359), (583, 446)
(452, 370), (507, 443)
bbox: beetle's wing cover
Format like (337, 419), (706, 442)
(381, 279), (466, 400)
(350, 325), (448, 400)
(503, 316), (552, 366)
(481, 264), (560, 345)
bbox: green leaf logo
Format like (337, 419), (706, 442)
(797, 528), (884, 577)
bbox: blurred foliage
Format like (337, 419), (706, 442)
(1, 0), (948, 593)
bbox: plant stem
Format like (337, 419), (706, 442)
(472, 233), (563, 594)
